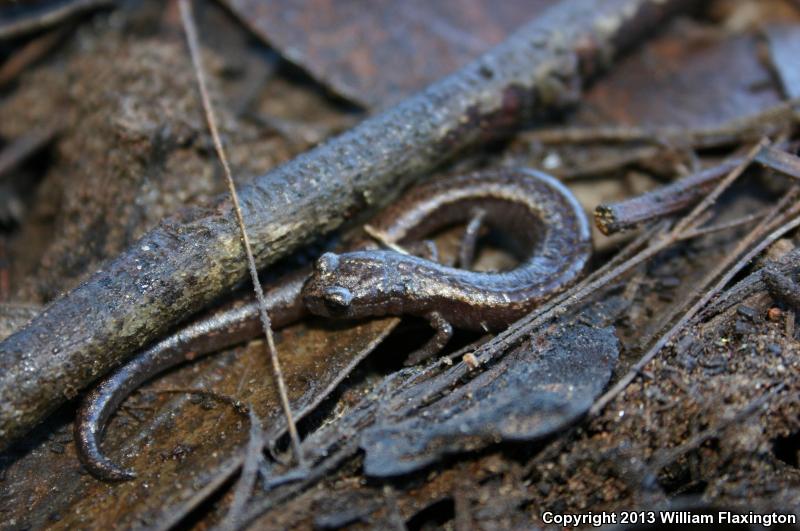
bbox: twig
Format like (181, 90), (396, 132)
(528, 98), (800, 149)
(764, 264), (800, 310)
(697, 245), (800, 324)
(559, 145), (664, 180)
(363, 224), (410, 255)
(0, 26), (66, 87)
(757, 144), (800, 180)
(221, 408), (265, 531)
(179, 0), (305, 467)
(672, 139), (767, 235)
(677, 211), (767, 240)
(594, 158), (740, 235)
(594, 141), (799, 234)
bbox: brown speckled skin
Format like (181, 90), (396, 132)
(303, 169), (592, 331)
(76, 168), (590, 481)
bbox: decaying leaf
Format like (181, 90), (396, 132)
(221, 0), (559, 108)
(361, 317), (620, 477)
(765, 24), (800, 99)
(0, 314), (397, 529)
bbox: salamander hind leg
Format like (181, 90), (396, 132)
(458, 208), (487, 269)
(421, 240), (441, 263)
(405, 311), (454, 365)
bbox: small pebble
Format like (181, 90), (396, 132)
(767, 343), (783, 355)
(736, 305), (757, 321)
(768, 307), (783, 322)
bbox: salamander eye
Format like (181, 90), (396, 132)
(316, 252), (339, 274)
(323, 286), (352, 313)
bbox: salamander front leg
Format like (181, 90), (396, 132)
(458, 208), (486, 269)
(405, 311), (453, 365)
(421, 240), (441, 264)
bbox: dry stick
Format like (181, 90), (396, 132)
(698, 242), (800, 326)
(0, 26), (66, 87)
(178, 0), (305, 467)
(529, 98), (800, 148)
(363, 224), (410, 255)
(590, 208), (800, 417)
(594, 158), (741, 235)
(559, 145), (664, 180)
(595, 142), (799, 235)
(672, 139), (768, 235)
(221, 409), (265, 531)
(758, 144), (800, 180)
(677, 211), (768, 240)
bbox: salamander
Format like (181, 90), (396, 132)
(75, 168), (591, 481)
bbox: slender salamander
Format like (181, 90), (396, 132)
(75, 168), (591, 481)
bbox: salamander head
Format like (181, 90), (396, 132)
(302, 251), (400, 319)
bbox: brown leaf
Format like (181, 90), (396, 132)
(578, 28), (783, 128)
(765, 24), (800, 99)
(0, 316), (397, 529)
(221, 0), (559, 108)
(360, 321), (619, 477)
